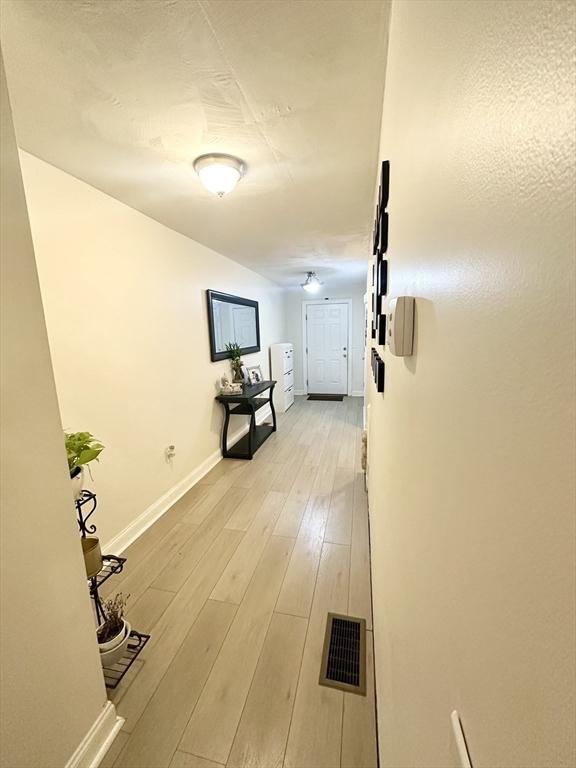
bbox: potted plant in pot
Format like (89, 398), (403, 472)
(65, 431), (104, 500)
(225, 342), (245, 383)
(97, 593), (131, 668)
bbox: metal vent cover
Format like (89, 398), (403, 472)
(319, 612), (366, 695)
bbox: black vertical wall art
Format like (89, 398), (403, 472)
(377, 313), (387, 346)
(376, 255), (388, 316)
(371, 347), (385, 393)
(372, 204), (380, 256)
(372, 160), (390, 345)
(371, 264), (376, 339)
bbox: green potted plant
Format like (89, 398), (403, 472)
(64, 431), (104, 500)
(97, 593), (131, 668)
(225, 342), (244, 383)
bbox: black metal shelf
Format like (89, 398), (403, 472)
(226, 424), (274, 459)
(75, 490), (150, 690)
(89, 555), (126, 594)
(229, 398), (269, 416)
(102, 630), (151, 689)
(76, 490), (98, 536)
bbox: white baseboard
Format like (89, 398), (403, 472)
(65, 701), (124, 768)
(103, 405), (272, 554)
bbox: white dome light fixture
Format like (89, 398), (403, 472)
(193, 153), (246, 197)
(301, 271), (322, 293)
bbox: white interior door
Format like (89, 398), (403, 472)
(306, 302), (349, 394)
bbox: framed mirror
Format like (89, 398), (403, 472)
(206, 290), (261, 361)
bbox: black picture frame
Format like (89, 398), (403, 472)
(371, 265), (377, 339)
(374, 255), (388, 328)
(376, 357), (385, 392)
(206, 290), (261, 362)
(380, 160), (390, 210)
(378, 210), (389, 254)
(378, 313), (387, 346)
(371, 348), (385, 392)
(372, 204), (380, 256)
(378, 257), (388, 298)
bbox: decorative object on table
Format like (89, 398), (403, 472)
(225, 342), (245, 382)
(220, 375), (243, 395)
(246, 365), (264, 385)
(207, 290), (260, 361)
(65, 431), (104, 500)
(97, 592), (131, 668)
(81, 536), (103, 579)
(240, 364), (250, 384)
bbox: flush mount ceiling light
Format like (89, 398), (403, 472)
(301, 271), (323, 293)
(193, 153), (246, 197)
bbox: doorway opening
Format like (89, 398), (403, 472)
(302, 299), (352, 396)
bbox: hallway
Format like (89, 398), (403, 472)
(102, 396), (376, 768)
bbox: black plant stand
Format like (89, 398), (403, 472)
(216, 380), (277, 459)
(76, 491), (150, 688)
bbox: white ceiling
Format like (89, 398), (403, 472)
(1, 0), (389, 289)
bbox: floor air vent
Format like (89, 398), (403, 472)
(319, 613), (366, 695)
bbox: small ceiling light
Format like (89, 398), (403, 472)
(193, 153), (246, 197)
(301, 271), (322, 293)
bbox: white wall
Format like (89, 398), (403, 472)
(367, 2), (575, 767)
(20, 152), (285, 548)
(284, 284), (366, 395)
(1, 56), (111, 768)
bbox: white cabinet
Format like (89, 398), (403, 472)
(270, 343), (295, 413)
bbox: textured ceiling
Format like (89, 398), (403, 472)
(1, 0), (389, 288)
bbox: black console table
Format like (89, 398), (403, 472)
(216, 380), (277, 459)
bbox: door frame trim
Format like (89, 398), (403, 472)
(302, 299), (353, 396)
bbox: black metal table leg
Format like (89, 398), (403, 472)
(247, 402), (256, 459)
(269, 382), (277, 432)
(92, 577), (106, 625)
(222, 401), (231, 456)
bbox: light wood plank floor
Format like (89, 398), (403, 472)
(107, 396), (376, 768)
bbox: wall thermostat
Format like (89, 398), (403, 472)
(388, 297), (415, 356)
